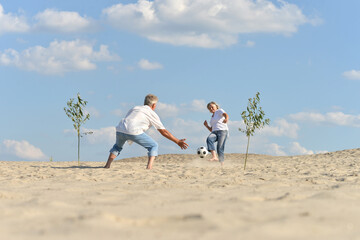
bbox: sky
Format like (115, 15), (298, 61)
(1, 0), (360, 162)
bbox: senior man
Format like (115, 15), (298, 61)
(104, 94), (188, 169)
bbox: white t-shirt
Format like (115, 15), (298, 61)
(210, 108), (229, 131)
(116, 105), (165, 135)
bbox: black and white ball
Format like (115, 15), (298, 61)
(197, 146), (208, 158)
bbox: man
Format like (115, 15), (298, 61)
(104, 94), (188, 169)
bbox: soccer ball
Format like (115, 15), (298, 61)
(197, 146), (208, 158)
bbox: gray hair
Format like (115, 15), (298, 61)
(207, 101), (219, 110)
(144, 94), (158, 106)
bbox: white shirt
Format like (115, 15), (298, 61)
(116, 105), (165, 135)
(210, 108), (229, 131)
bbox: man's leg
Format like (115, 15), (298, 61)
(147, 156), (156, 169)
(104, 132), (127, 168)
(104, 153), (116, 168)
(132, 133), (158, 169)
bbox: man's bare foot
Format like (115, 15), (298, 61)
(146, 156), (155, 170)
(104, 153), (116, 169)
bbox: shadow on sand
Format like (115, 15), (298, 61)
(51, 165), (104, 169)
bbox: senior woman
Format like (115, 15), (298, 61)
(203, 101), (229, 165)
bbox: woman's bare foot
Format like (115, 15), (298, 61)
(209, 150), (218, 162)
(209, 158), (219, 162)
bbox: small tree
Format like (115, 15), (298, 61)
(239, 92), (270, 170)
(64, 93), (90, 165)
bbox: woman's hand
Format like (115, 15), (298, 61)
(204, 120), (212, 132)
(203, 120), (209, 127)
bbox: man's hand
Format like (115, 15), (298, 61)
(177, 139), (188, 149)
(158, 129), (189, 150)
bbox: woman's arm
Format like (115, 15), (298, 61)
(203, 120), (212, 132)
(222, 113), (229, 123)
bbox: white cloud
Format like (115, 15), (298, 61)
(0, 4), (29, 34)
(0, 39), (120, 75)
(316, 150), (329, 154)
(34, 9), (93, 33)
(180, 99), (208, 113)
(261, 119), (299, 138)
(2, 140), (47, 160)
(156, 102), (179, 118)
(290, 112), (325, 122)
(343, 70), (360, 80)
(289, 142), (314, 155)
(138, 58), (163, 70)
(168, 118), (209, 147)
(157, 99), (211, 118)
(189, 99), (207, 112)
(103, 0), (314, 48)
(84, 107), (100, 118)
(266, 142), (327, 156)
(290, 111), (360, 128)
(83, 127), (115, 144)
(65, 127), (116, 144)
(266, 143), (287, 156)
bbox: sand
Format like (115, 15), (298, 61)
(1, 149), (360, 240)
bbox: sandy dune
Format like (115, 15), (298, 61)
(1, 149), (360, 239)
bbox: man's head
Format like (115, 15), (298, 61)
(144, 94), (158, 109)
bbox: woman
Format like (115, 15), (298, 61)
(203, 101), (229, 165)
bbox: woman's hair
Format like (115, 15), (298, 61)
(144, 94), (159, 106)
(207, 101), (219, 110)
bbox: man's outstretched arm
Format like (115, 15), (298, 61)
(157, 129), (188, 149)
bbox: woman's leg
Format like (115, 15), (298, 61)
(207, 132), (219, 161)
(216, 130), (228, 163)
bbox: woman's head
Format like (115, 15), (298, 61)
(207, 101), (219, 113)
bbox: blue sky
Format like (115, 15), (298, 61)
(1, 0), (360, 162)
